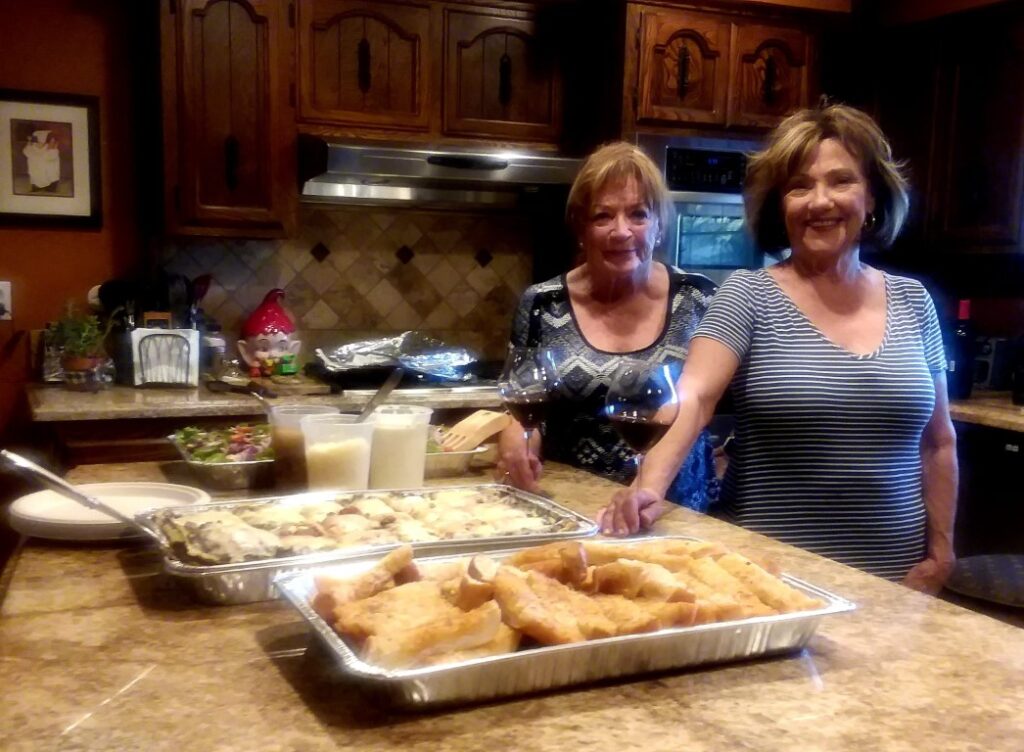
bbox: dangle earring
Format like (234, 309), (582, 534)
(863, 213), (877, 233)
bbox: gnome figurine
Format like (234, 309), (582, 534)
(237, 289), (302, 378)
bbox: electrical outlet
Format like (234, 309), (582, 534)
(0, 281), (10, 320)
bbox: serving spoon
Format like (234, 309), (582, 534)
(355, 367), (405, 422)
(0, 449), (162, 543)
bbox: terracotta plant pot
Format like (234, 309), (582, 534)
(61, 355), (104, 373)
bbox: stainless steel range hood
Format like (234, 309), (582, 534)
(298, 136), (582, 209)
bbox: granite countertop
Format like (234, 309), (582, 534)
(26, 383), (502, 422)
(949, 390), (1024, 432)
(2, 462), (1023, 751)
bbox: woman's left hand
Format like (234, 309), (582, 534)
(902, 555), (956, 595)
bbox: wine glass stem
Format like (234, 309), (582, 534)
(635, 451), (644, 490)
(523, 428), (532, 453)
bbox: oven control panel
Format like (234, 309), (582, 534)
(666, 148), (746, 193)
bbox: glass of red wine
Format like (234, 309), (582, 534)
(498, 347), (560, 473)
(605, 358), (679, 489)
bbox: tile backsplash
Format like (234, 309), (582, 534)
(157, 205), (535, 362)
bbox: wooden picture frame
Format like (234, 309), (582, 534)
(0, 89), (101, 228)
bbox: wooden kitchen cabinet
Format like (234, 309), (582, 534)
(160, 0), (296, 237)
(636, 7), (731, 126)
(727, 19), (812, 128)
(629, 3), (817, 133)
(927, 10), (1024, 252)
(296, 0), (433, 133)
(443, 6), (561, 142)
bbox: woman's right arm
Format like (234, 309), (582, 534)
(597, 336), (740, 535)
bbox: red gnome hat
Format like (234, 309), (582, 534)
(242, 289), (295, 337)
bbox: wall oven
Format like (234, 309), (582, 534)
(637, 135), (765, 285)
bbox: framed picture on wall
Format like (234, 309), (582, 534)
(0, 89), (101, 228)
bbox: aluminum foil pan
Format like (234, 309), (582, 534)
(275, 537), (856, 710)
(133, 484), (598, 605)
(316, 332), (475, 381)
(167, 434), (274, 491)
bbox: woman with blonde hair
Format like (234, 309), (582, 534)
(597, 104), (958, 593)
(496, 141), (718, 511)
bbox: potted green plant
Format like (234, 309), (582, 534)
(52, 302), (110, 373)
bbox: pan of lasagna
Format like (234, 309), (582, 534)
(274, 537), (856, 709)
(134, 484), (598, 605)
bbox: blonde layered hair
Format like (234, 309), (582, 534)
(745, 104), (910, 252)
(566, 141), (673, 248)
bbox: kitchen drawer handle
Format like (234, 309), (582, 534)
(499, 52), (512, 105)
(224, 135), (239, 191)
(677, 44), (690, 98)
(358, 37), (371, 94)
(763, 54), (777, 105)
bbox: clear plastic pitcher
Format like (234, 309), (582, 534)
(300, 413), (374, 491)
(368, 405), (433, 489)
(268, 404), (339, 490)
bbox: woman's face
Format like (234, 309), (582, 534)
(782, 138), (875, 261)
(581, 176), (660, 277)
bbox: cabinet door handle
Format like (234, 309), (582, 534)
(763, 54), (777, 105)
(677, 44), (690, 98)
(499, 52), (512, 105)
(357, 37), (371, 94)
(224, 135), (240, 191)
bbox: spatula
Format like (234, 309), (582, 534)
(440, 410), (512, 452)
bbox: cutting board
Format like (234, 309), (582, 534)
(254, 374), (331, 396)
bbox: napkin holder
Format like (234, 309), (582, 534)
(131, 328), (200, 386)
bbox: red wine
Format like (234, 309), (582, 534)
(505, 399), (548, 429)
(611, 417), (670, 452)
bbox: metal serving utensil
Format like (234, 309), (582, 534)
(355, 367), (405, 422)
(0, 449), (162, 542)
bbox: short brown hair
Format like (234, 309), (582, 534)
(744, 104), (910, 252)
(566, 141), (673, 245)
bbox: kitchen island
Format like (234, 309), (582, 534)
(2, 462), (1023, 752)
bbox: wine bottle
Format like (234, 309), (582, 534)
(948, 299), (975, 400)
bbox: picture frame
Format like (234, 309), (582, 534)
(0, 89), (101, 228)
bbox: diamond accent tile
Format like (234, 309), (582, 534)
(310, 242), (331, 263)
(395, 245), (414, 265)
(474, 248), (493, 267)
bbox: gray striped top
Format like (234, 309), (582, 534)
(694, 268), (946, 579)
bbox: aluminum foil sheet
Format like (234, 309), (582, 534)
(316, 332), (476, 382)
(133, 485), (598, 605)
(275, 537), (856, 710)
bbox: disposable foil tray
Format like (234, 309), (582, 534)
(275, 537), (856, 709)
(133, 484), (598, 605)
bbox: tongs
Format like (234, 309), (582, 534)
(0, 449), (162, 543)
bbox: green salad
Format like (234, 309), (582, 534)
(173, 424), (274, 463)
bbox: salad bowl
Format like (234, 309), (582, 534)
(169, 424), (274, 491)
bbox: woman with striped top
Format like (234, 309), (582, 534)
(597, 104), (958, 593)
